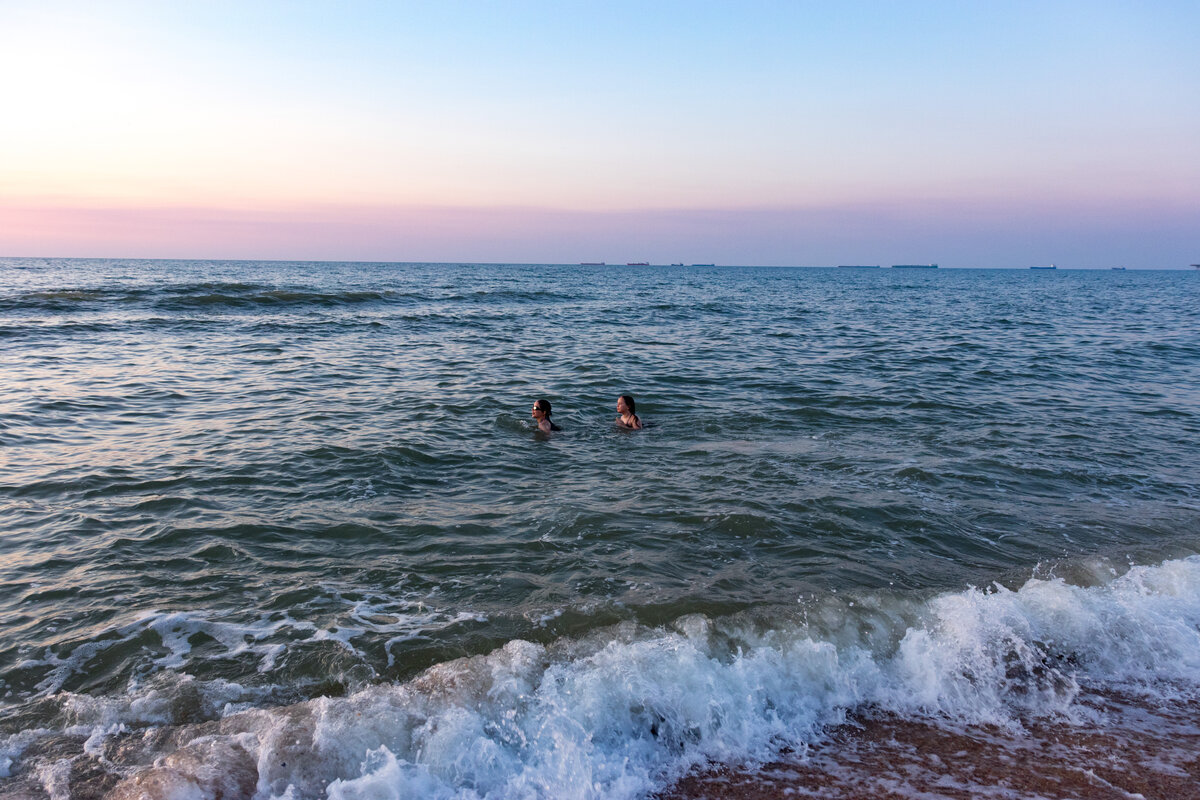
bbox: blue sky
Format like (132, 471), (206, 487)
(1, 1), (1197, 266)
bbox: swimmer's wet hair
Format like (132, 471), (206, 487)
(619, 395), (636, 413)
(535, 399), (552, 416)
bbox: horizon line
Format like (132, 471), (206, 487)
(0, 255), (1183, 271)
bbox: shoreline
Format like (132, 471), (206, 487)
(659, 692), (1200, 800)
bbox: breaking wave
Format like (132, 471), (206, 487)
(4, 555), (1200, 798)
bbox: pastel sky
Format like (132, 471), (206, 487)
(1, 1), (1197, 266)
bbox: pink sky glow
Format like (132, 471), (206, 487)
(2, 197), (1193, 269)
(2, 3), (1197, 267)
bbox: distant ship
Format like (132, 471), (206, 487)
(1112, 267), (1127, 271)
(838, 264), (880, 268)
(691, 263), (715, 267)
(670, 263), (684, 266)
(1030, 264), (1057, 270)
(626, 262), (649, 266)
(892, 264), (938, 269)
(579, 262), (605, 266)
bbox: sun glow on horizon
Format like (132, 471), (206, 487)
(2, 1), (1198, 264)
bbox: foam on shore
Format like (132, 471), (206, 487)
(4, 555), (1200, 799)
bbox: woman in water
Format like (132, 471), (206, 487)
(615, 395), (642, 429)
(531, 399), (561, 433)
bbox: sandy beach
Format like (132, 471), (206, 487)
(661, 692), (1200, 800)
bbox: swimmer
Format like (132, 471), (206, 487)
(531, 399), (561, 433)
(615, 395), (642, 430)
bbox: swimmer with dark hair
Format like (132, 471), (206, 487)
(531, 399), (561, 433)
(615, 395), (642, 429)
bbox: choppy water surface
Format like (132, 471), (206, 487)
(1, 259), (1198, 798)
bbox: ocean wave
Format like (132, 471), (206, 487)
(157, 288), (397, 310)
(0, 283), (591, 317)
(0, 284), (416, 314)
(437, 289), (578, 304)
(4, 555), (1200, 798)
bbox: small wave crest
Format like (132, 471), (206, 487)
(1, 283), (409, 314)
(158, 286), (396, 310)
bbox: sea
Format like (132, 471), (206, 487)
(1, 258), (1198, 800)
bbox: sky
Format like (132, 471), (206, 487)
(1, 1), (1197, 267)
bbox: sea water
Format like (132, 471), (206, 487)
(0, 259), (1197, 798)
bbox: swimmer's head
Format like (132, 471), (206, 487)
(532, 399), (552, 418)
(617, 395), (636, 415)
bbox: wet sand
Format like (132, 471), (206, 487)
(660, 692), (1200, 800)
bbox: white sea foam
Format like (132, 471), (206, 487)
(15, 593), (486, 706)
(59, 673), (273, 734)
(35, 758), (73, 800)
(0, 728), (49, 780)
(14, 555), (1200, 799)
(146, 609), (306, 669)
